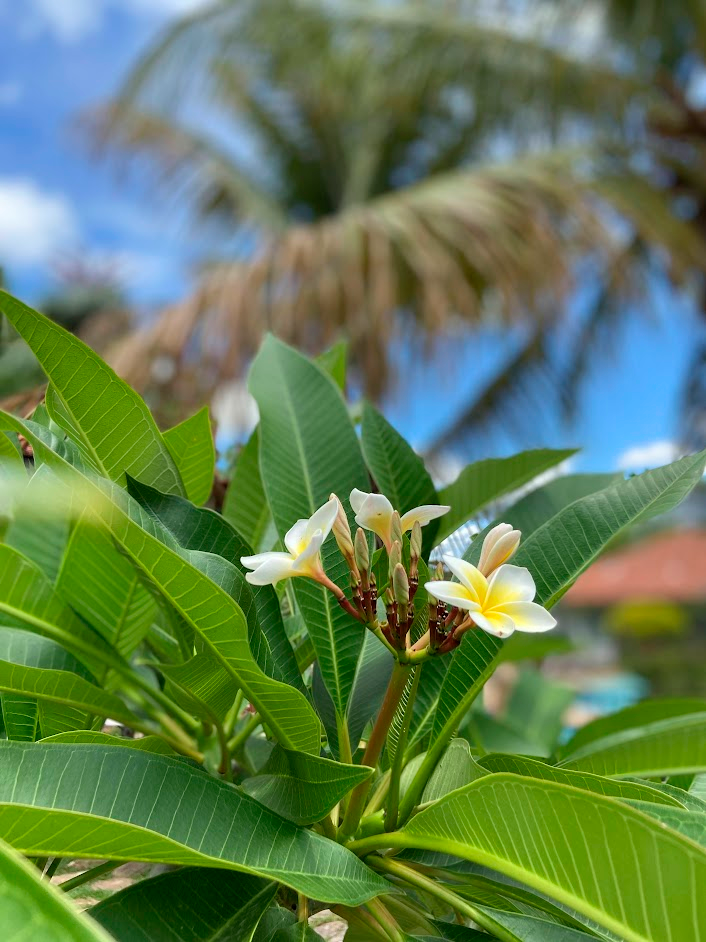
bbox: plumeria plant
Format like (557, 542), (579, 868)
(0, 291), (705, 942)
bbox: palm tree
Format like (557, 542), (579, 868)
(93, 0), (706, 443)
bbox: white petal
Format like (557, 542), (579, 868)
(486, 564), (536, 606)
(293, 529), (324, 571)
(400, 504), (450, 531)
(284, 519), (309, 556)
(424, 580), (480, 612)
(470, 610), (516, 639)
(442, 555), (487, 603)
(241, 551), (291, 571)
(349, 488), (369, 514)
(479, 528), (521, 576)
(306, 496), (339, 541)
(354, 493), (394, 544)
(478, 522), (514, 572)
(502, 602), (557, 633)
(245, 556), (296, 585)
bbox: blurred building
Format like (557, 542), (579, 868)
(561, 528), (706, 698)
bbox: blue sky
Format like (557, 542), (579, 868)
(0, 0), (701, 474)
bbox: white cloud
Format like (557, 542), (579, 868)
(617, 440), (679, 471)
(25, 0), (101, 42)
(0, 178), (78, 267)
(0, 80), (22, 107)
(17, 0), (210, 42)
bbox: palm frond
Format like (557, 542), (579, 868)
(107, 149), (616, 400)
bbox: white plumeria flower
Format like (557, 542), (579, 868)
(350, 488), (450, 550)
(425, 555), (556, 639)
(241, 497), (338, 586)
(477, 522), (521, 576)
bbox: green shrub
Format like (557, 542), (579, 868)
(1, 290), (706, 942)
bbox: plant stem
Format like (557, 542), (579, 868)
(216, 722), (233, 781)
(320, 813), (338, 840)
(366, 897), (406, 942)
(385, 663), (421, 832)
(364, 768), (391, 816)
(228, 712), (261, 752)
(44, 858), (62, 880)
(58, 860), (123, 893)
(339, 661), (411, 839)
(356, 907), (400, 942)
(223, 690), (244, 737)
(371, 857), (512, 940)
(297, 893), (309, 922)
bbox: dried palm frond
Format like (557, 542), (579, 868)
(108, 150), (705, 406)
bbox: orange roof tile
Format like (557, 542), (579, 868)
(563, 529), (706, 607)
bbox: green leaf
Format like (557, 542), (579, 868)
(620, 802), (706, 851)
(0, 292), (184, 494)
(0, 431), (22, 467)
(40, 730), (179, 755)
(249, 336), (370, 717)
(3, 464), (70, 582)
(270, 924), (321, 942)
(434, 911), (598, 941)
(160, 652), (238, 725)
(223, 430), (276, 554)
(252, 907), (297, 941)
(399, 631), (503, 820)
(0, 742), (387, 905)
(498, 633), (574, 662)
(422, 738), (485, 802)
(361, 401), (439, 552)
(465, 712), (550, 757)
(0, 626), (93, 742)
(314, 631), (394, 759)
(0, 837), (112, 941)
(502, 668), (574, 755)
(558, 713), (706, 778)
(0, 543), (118, 679)
(91, 867), (277, 942)
(0, 658), (145, 730)
(496, 473), (620, 539)
(0, 414), (322, 753)
(478, 753), (685, 807)
(508, 450), (706, 608)
(436, 448), (577, 544)
(127, 476), (303, 692)
(377, 774), (706, 942)
(408, 655), (448, 754)
(316, 340), (348, 391)
(243, 746), (372, 825)
(556, 698), (706, 760)
(56, 517), (157, 657)
(163, 407), (215, 505)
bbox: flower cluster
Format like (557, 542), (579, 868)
(241, 492), (555, 661)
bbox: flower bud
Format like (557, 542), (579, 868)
(393, 563), (409, 608)
(390, 510), (403, 548)
(410, 520), (422, 561)
(354, 527), (370, 574)
(388, 540), (402, 579)
(330, 493), (355, 561)
(434, 561), (444, 581)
